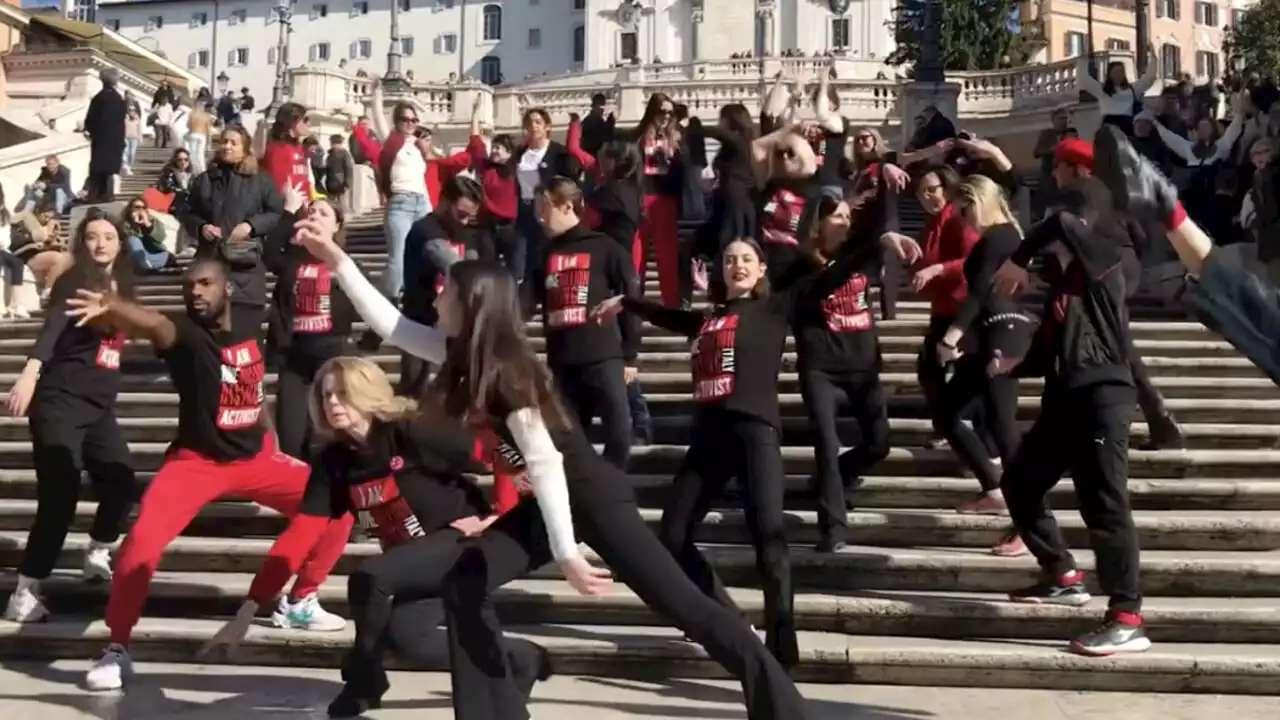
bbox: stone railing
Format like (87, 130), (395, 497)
(287, 51), (1155, 147)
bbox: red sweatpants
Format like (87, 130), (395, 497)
(634, 193), (681, 307)
(105, 436), (352, 645)
(472, 435), (521, 515)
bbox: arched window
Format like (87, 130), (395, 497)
(482, 4), (502, 42)
(481, 56), (502, 85)
(573, 25), (585, 64)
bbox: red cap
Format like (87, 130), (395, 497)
(1053, 137), (1094, 170)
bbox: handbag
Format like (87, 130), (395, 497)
(215, 237), (262, 269)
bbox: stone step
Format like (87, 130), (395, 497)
(3, 499), (1275, 551)
(10, 572), (1280, 646)
(7, 531), (1280, 596)
(4, 370), (1267, 402)
(0, 415), (1270, 450)
(2, 471), (1274, 512)
(1, 617), (1277, 693)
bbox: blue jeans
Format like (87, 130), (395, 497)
(382, 192), (430, 299)
(122, 138), (139, 169)
(0, 250), (24, 287)
(18, 186), (69, 214)
(125, 236), (170, 271)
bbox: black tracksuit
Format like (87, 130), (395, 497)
(293, 419), (546, 704)
(939, 222), (1034, 492)
(20, 273), (136, 580)
(265, 223), (356, 458)
(534, 224), (640, 468)
(620, 230), (883, 667)
(1002, 211), (1142, 614)
(440, 399), (808, 720)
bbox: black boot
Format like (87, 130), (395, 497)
(1092, 125), (1180, 222)
(1139, 412), (1185, 450)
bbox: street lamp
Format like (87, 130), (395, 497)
(383, 0), (410, 94)
(1086, 0), (1097, 78)
(916, 0), (943, 83)
(216, 71), (230, 95)
(269, 0), (296, 110)
(1135, 0), (1151, 75)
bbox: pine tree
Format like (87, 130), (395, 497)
(886, 0), (1033, 73)
(1226, 0), (1280, 80)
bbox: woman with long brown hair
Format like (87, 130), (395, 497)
(3, 208), (137, 623)
(288, 212), (810, 720)
(614, 92), (684, 306)
(261, 101), (313, 196)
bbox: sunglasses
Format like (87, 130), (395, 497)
(129, 205), (147, 211)
(398, 115), (419, 124)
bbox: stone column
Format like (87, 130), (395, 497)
(757, 1), (776, 57)
(691, 1), (704, 60)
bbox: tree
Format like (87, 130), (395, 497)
(1225, 0), (1280, 80)
(885, 0), (1033, 73)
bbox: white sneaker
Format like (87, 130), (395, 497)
(270, 593), (347, 632)
(3, 580), (48, 623)
(83, 543), (113, 583)
(10, 306), (29, 320)
(85, 644), (132, 691)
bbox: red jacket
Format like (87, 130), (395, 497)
(427, 151), (471, 208)
(350, 124), (382, 165)
(915, 203), (980, 317)
(466, 134), (517, 221)
(260, 140), (312, 196)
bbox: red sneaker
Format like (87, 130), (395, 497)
(991, 531), (1028, 557)
(955, 492), (1007, 515)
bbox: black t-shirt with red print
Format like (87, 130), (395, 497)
(298, 419), (492, 545)
(164, 314), (267, 462)
(29, 273), (127, 410)
(270, 244), (355, 361)
(535, 225), (641, 368)
(758, 180), (811, 248)
(787, 244), (884, 375)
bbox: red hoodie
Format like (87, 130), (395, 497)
(261, 140), (312, 195)
(914, 203), (980, 317)
(466, 134), (517, 221)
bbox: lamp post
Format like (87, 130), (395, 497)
(1086, 0), (1097, 78)
(383, 0), (410, 94)
(216, 71), (230, 95)
(269, 0), (296, 111)
(917, 0), (943, 83)
(1135, 0), (1150, 75)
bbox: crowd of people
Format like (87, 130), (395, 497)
(6, 54), (1280, 719)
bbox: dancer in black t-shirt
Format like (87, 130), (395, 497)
(65, 252), (353, 691)
(3, 210), (136, 623)
(291, 211), (811, 720)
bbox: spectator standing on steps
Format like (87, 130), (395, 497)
(325, 134), (355, 213)
(185, 102), (215, 175)
(82, 69), (126, 204)
(122, 108), (141, 177)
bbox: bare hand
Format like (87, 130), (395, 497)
(988, 350), (1021, 377)
(590, 295), (625, 323)
(197, 601), (256, 661)
(911, 263), (944, 291)
(292, 215), (342, 265)
(228, 222), (253, 243)
(882, 163), (910, 191)
(281, 183), (307, 215)
(5, 371), (36, 418)
(450, 515), (497, 537)
(559, 555), (613, 596)
(201, 224), (222, 240)
(623, 366), (639, 385)
(881, 233), (922, 265)
(992, 260), (1029, 296)
(936, 342), (962, 364)
(64, 288), (112, 328)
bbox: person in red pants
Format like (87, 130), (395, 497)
(64, 255), (353, 691)
(612, 92), (684, 307)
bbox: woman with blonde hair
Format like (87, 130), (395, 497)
(935, 175), (1034, 532)
(203, 355), (551, 717)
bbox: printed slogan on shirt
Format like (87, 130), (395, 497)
(348, 472), (427, 549)
(94, 331), (125, 370)
(292, 263), (333, 333)
(545, 252), (591, 328)
(217, 340), (264, 430)
(822, 274), (872, 333)
(691, 314), (738, 401)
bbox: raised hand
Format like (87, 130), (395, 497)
(64, 289), (112, 328)
(589, 295), (625, 324)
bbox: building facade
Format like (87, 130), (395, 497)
(1028, 0), (1254, 81)
(64, 0), (895, 104)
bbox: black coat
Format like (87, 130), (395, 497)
(180, 162), (284, 307)
(85, 86), (126, 176)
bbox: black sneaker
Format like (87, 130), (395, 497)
(1008, 569), (1092, 606)
(1069, 611), (1152, 657)
(1092, 124), (1179, 222)
(328, 686), (382, 718)
(1138, 412), (1185, 451)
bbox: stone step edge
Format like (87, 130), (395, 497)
(2, 619), (1276, 694)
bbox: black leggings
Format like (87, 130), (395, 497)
(442, 451), (806, 720)
(22, 392), (135, 579)
(276, 342), (346, 459)
(660, 411), (797, 667)
(342, 530), (546, 701)
(1002, 385), (1141, 613)
(939, 355), (1020, 492)
(798, 368), (890, 542)
(553, 358), (632, 469)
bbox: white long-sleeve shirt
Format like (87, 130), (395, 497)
(331, 254), (581, 562)
(1077, 59), (1158, 118)
(1152, 112), (1245, 167)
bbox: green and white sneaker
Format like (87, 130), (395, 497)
(270, 592), (347, 632)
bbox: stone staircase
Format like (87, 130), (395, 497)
(5, 184), (1280, 697)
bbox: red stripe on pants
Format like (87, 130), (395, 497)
(634, 193), (681, 307)
(105, 436), (351, 645)
(472, 436), (520, 516)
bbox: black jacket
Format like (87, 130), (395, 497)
(509, 141), (580, 198)
(85, 87), (127, 176)
(181, 162), (284, 307)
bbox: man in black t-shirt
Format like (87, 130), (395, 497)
(64, 257), (354, 692)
